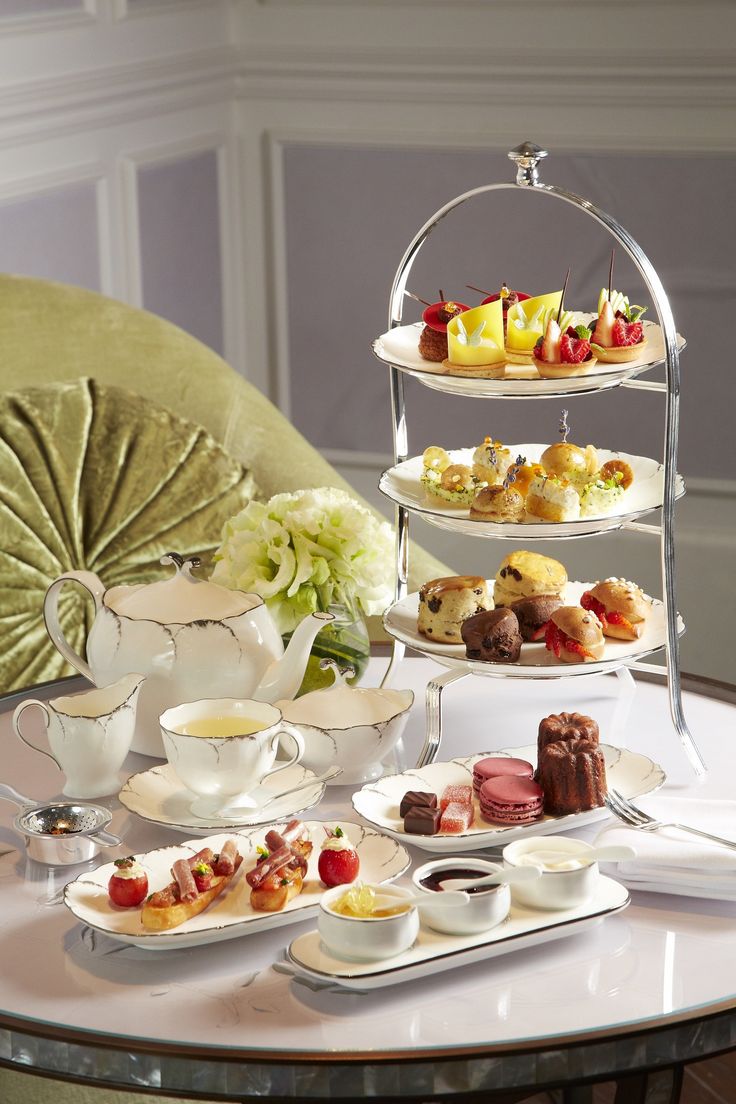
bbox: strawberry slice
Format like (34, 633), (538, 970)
(607, 610), (636, 634)
(544, 620), (595, 661)
(559, 334), (591, 364)
(581, 591), (608, 631)
(612, 318), (643, 347)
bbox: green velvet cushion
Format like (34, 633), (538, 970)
(0, 378), (256, 692)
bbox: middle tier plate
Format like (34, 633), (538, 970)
(379, 445), (685, 539)
(383, 580), (683, 679)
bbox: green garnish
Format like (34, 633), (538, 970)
(626, 303), (647, 323)
(193, 861), (211, 875)
(280, 877), (290, 886)
(256, 845), (269, 858)
(113, 856), (135, 869)
(575, 324), (592, 341)
(332, 826), (344, 839)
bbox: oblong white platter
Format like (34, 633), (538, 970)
(287, 876), (630, 990)
(351, 746), (665, 852)
(64, 821), (410, 950)
(380, 445), (685, 539)
(383, 580), (684, 678)
(372, 319), (684, 399)
(119, 762), (327, 834)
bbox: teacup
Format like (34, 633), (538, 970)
(159, 698), (305, 817)
(12, 674), (145, 799)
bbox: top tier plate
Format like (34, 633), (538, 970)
(372, 320), (684, 399)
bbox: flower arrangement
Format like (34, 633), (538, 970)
(212, 487), (394, 635)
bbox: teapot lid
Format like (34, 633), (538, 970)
(280, 661), (413, 727)
(108, 553), (259, 623)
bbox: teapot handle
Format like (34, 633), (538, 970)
(43, 570), (105, 683)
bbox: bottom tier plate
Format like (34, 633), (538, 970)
(287, 875), (630, 990)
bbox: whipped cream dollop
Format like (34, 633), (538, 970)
(320, 831), (356, 854)
(111, 858), (147, 880)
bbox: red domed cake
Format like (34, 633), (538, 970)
(537, 711), (599, 753)
(536, 737), (607, 815)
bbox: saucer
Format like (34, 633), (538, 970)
(119, 762), (327, 834)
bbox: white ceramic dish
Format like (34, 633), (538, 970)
(64, 821), (411, 949)
(119, 761), (327, 834)
(372, 319), (684, 400)
(383, 580), (683, 678)
(379, 446), (685, 539)
(503, 836), (600, 911)
(318, 884), (419, 961)
(287, 875), (630, 989)
(351, 746), (665, 853)
(278, 672), (414, 784)
(411, 857), (511, 935)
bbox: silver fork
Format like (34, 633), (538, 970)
(606, 789), (736, 851)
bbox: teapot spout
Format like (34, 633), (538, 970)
(252, 611), (334, 703)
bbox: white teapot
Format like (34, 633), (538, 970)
(43, 553), (333, 757)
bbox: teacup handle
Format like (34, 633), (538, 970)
(12, 700), (60, 771)
(263, 723), (305, 781)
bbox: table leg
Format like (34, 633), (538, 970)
(613, 1064), (684, 1104)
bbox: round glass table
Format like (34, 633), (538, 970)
(0, 658), (735, 1102)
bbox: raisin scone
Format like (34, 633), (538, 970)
(417, 575), (491, 644)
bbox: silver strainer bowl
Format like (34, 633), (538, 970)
(0, 784), (122, 865)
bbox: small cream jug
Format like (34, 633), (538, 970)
(12, 674), (145, 799)
(43, 554), (333, 757)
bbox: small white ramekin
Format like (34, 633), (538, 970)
(502, 836), (599, 911)
(318, 884), (419, 962)
(411, 857), (511, 935)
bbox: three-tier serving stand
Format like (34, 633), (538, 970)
(375, 142), (706, 779)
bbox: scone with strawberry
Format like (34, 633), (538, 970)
(533, 317), (597, 379)
(318, 826), (360, 887)
(590, 288), (648, 363)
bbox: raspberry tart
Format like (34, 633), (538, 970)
(533, 317), (598, 379)
(590, 287), (648, 364)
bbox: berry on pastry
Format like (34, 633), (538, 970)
(418, 294), (470, 362)
(494, 551), (567, 608)
(590, 288), (648, 364)
(503, 290), (565, 363)
(544, 607), (605, 663)
(445, 301), (506, 375)
(533, 319), (597, 378)
(418, 575), (491, 643)
(580, 578), (651, 640)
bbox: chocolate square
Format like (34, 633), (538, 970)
(399, 790), (438, 818)
(404, 805), (441, 835)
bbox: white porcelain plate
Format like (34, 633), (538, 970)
(383, 580), (683, 678)
(379, 445), (685, 539)
(372, 319), (684, 399)
(352, 746), (665, 853)
(119, 762), (327, 834)
(287, 876), (630, 989)
(64, 821), (411, 949)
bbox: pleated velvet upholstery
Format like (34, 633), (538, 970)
(0, 377), (256, 691)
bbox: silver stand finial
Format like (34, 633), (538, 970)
(508, 141), (548, 187)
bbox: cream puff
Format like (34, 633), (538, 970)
(471, 437), (513, 485)
(580, 578), (651, 640)
(540, 442), (600, 490)
(469, 485), (525, 523)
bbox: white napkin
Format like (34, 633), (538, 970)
(595, 796), (736, 901)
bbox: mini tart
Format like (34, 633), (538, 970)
(442, 358), (506, 379)
(503, 347), (535, 365)
(590, 338), (648, 364)
(532, 354), (598, 379)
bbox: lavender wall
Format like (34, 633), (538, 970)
(0, 182), (100, 291)
(137, 150), (225, 356)
(284, 145), (736, 481)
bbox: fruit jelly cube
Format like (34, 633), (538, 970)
(440, 784), (473, 812)
(439, 801), (474, 833)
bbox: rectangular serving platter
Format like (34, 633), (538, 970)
(287, 875), (630, 990)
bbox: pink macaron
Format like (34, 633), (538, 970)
(479, 776), (544, 825)
(472, 756), (534, 794)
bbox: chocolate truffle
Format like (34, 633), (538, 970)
(461, 607), (522, 663)
(510, 593), (563, 642)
